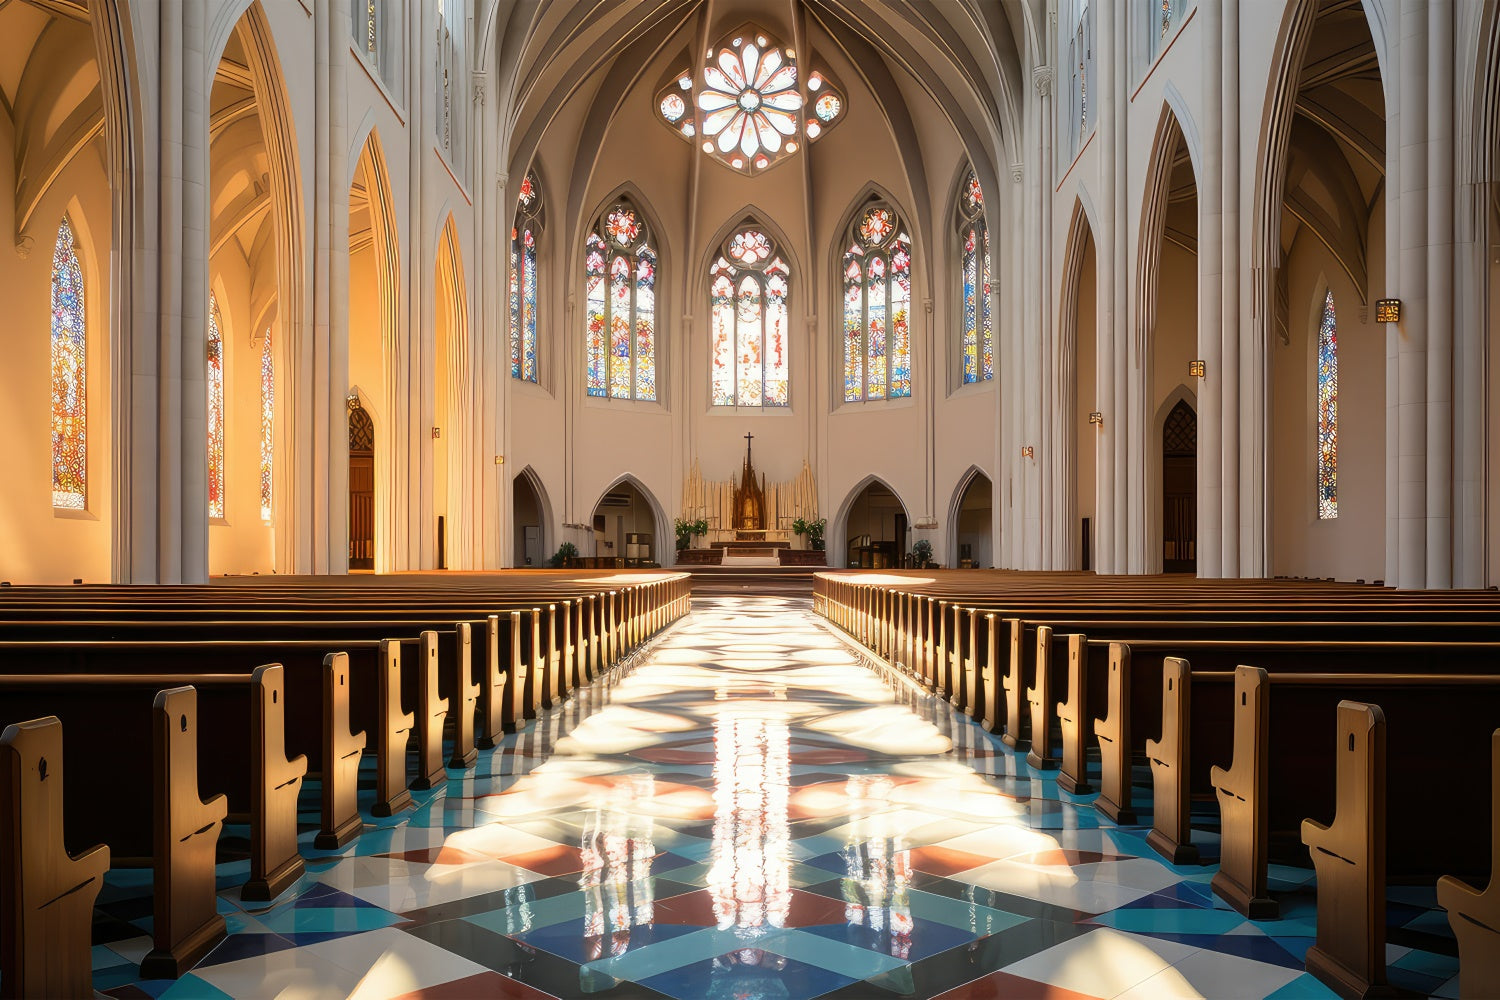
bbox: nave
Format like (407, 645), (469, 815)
(84, 597), (1456, 999)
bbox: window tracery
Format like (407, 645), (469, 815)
(710, 225), (790, 407)
(842, 203), (913, 402)
(585, 199), (657, 401)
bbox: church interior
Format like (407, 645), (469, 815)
(2, 0), (1500, 997)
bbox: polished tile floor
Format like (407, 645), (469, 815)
(93, 597), (1460, 999)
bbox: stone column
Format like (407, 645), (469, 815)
(1222, 0), (1241, 577)
(1094, 0), (1118, 575)
(1426, 0), (1454, 587)
(1397, 0), (1429, 588)
(1197, 0), (1224, 579)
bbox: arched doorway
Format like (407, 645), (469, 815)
(950, 470), (993, 568)
(1161, 400), (1197, 573)
(513, 469), (547, 568)
(841, 480), (907, 569)
(591, 479), (662, 567)
(348, 402), (375, 570)
(1261, 0), (1385, 582)
(348, 130), (401, 571)
(1061, 205), (1099, 571)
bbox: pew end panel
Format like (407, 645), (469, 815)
(316, 653), (366, 850)
(1145, 657), (1197, 866)
(1437, 728), (1500, 1000)
(243, 664), (307, 903)
(1210, 666), (1279, 920)
(141, 686), (229, 980)
(0, 716), (110, 1000)
(1301, 701), (1390, 1000)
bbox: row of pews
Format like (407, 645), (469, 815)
(0, 570), (690, 998)
(814, 570), (1500, 1000)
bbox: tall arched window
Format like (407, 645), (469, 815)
(711, 226), (790, 407)
(1317, 289), (1338, 520)
(957, 170), (993, 384)
(511, 172), (542, 383)
(842, 203), (912, 402)
(260, 328), (274, 523)
(208, 294), (226, 520)
(585, 199), (657, 401)
(51, 216), (87, 510)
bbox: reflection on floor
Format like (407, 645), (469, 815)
(93, 597), (1460, 999)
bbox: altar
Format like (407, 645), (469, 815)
(679, 435), (822, 564)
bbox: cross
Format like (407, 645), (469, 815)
(744, 432), (754, 461)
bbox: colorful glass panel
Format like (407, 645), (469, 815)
(509, 233), (522, 377)
(522, 229), (538, 381)
(958, 170), (993, 385)
(735, 275), (763, 406)
(858, 208), (895, 247)
(710, 262), (736, 405)
(1317, 289), (1338, 519)
(962, 226), (979, 383)
(814, 93), (841, 122)
(660, 93), (686, 122)
(606, 207), (639, 246)
(843, 255), (864, 402)
(764, 262), (789, 406)
(260, 329), (273, 522)
(50, 216), (86, 510)
(981, 228), (993, 381)
(890, 240), (912, 398)
(866, 255), (888, 399)
(208, 295), (225, 520)
(585, 233), (607, 396)
(608, 254), (633, 398)
(511, 173), (542, 383)
(635, 246), (657, 401)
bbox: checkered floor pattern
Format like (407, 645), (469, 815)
(90, 596), (1461, 999)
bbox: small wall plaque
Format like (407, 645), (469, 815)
(1088, 412), (1104, 426)
(1189, 360), (1206, 378)
(1021, 446), (1034, 459)
(1376, 298), (1401, 323)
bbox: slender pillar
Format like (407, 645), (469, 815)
(1426, 0), (1454, 587)
(1198, 0), (1224, 579)
(1095, 0), (1118, 575)
(1398, 0), (1429, 589)
(1222, 0), (1241, 577)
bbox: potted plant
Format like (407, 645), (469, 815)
(674, 518), (694, 551)
(691, 518), (709, 547)
(911, 538), (934, 569)
(807, 518), (826, 551)
(791, 517), (808, 549)
(549, 542), (579, 568)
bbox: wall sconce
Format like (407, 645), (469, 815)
(1021, 446), (1034, 459)
(345, 392), (360, 409)
(1088, 412), (1104, 426)
(1375, 298), (1402, 323)
(431, 427), (442, 439)
(1189, 360), (1206, 378)
(495, 455), (505, 465)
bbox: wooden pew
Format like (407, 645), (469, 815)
(0, 717), (110, 1000)
(1145, 657), (1197, 864)
(1437, 730), (1500, 1000)
(317, 652), (365, 849)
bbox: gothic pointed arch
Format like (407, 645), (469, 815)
(838, 195), (914, 403)
(708, 217), (792, 408)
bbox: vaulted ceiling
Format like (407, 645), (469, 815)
(0, 0), (102, 238)
(1281, 0), (1384, 300)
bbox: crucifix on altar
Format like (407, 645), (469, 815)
(732, 431), (767, 537)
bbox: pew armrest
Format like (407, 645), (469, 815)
(1437, 873), (1488, 915)
(1300, 817), (1334, 854)
(1209, 764), (1229, 789)
(1145, 737), (1162, 759)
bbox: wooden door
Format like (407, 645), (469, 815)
(1162, 400), (1196, 574)
(348, 405), (375, 570)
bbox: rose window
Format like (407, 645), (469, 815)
(655, 36), (846, 166)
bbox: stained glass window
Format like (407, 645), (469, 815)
(711, 226), (790, 407)
(208, 294), (225, 520)
(260, 328), (274, 523)
(1317, 289), (1338, 520)
(585, 199), (656, 401)
(697, 27), (803, 174)
(957, 170), (994, 384)
(510, 171), (542, 382)
(51, 216), (86, 510)
(842, 203), (912, 402)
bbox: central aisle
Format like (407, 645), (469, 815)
(114, 597), (1359, 999)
